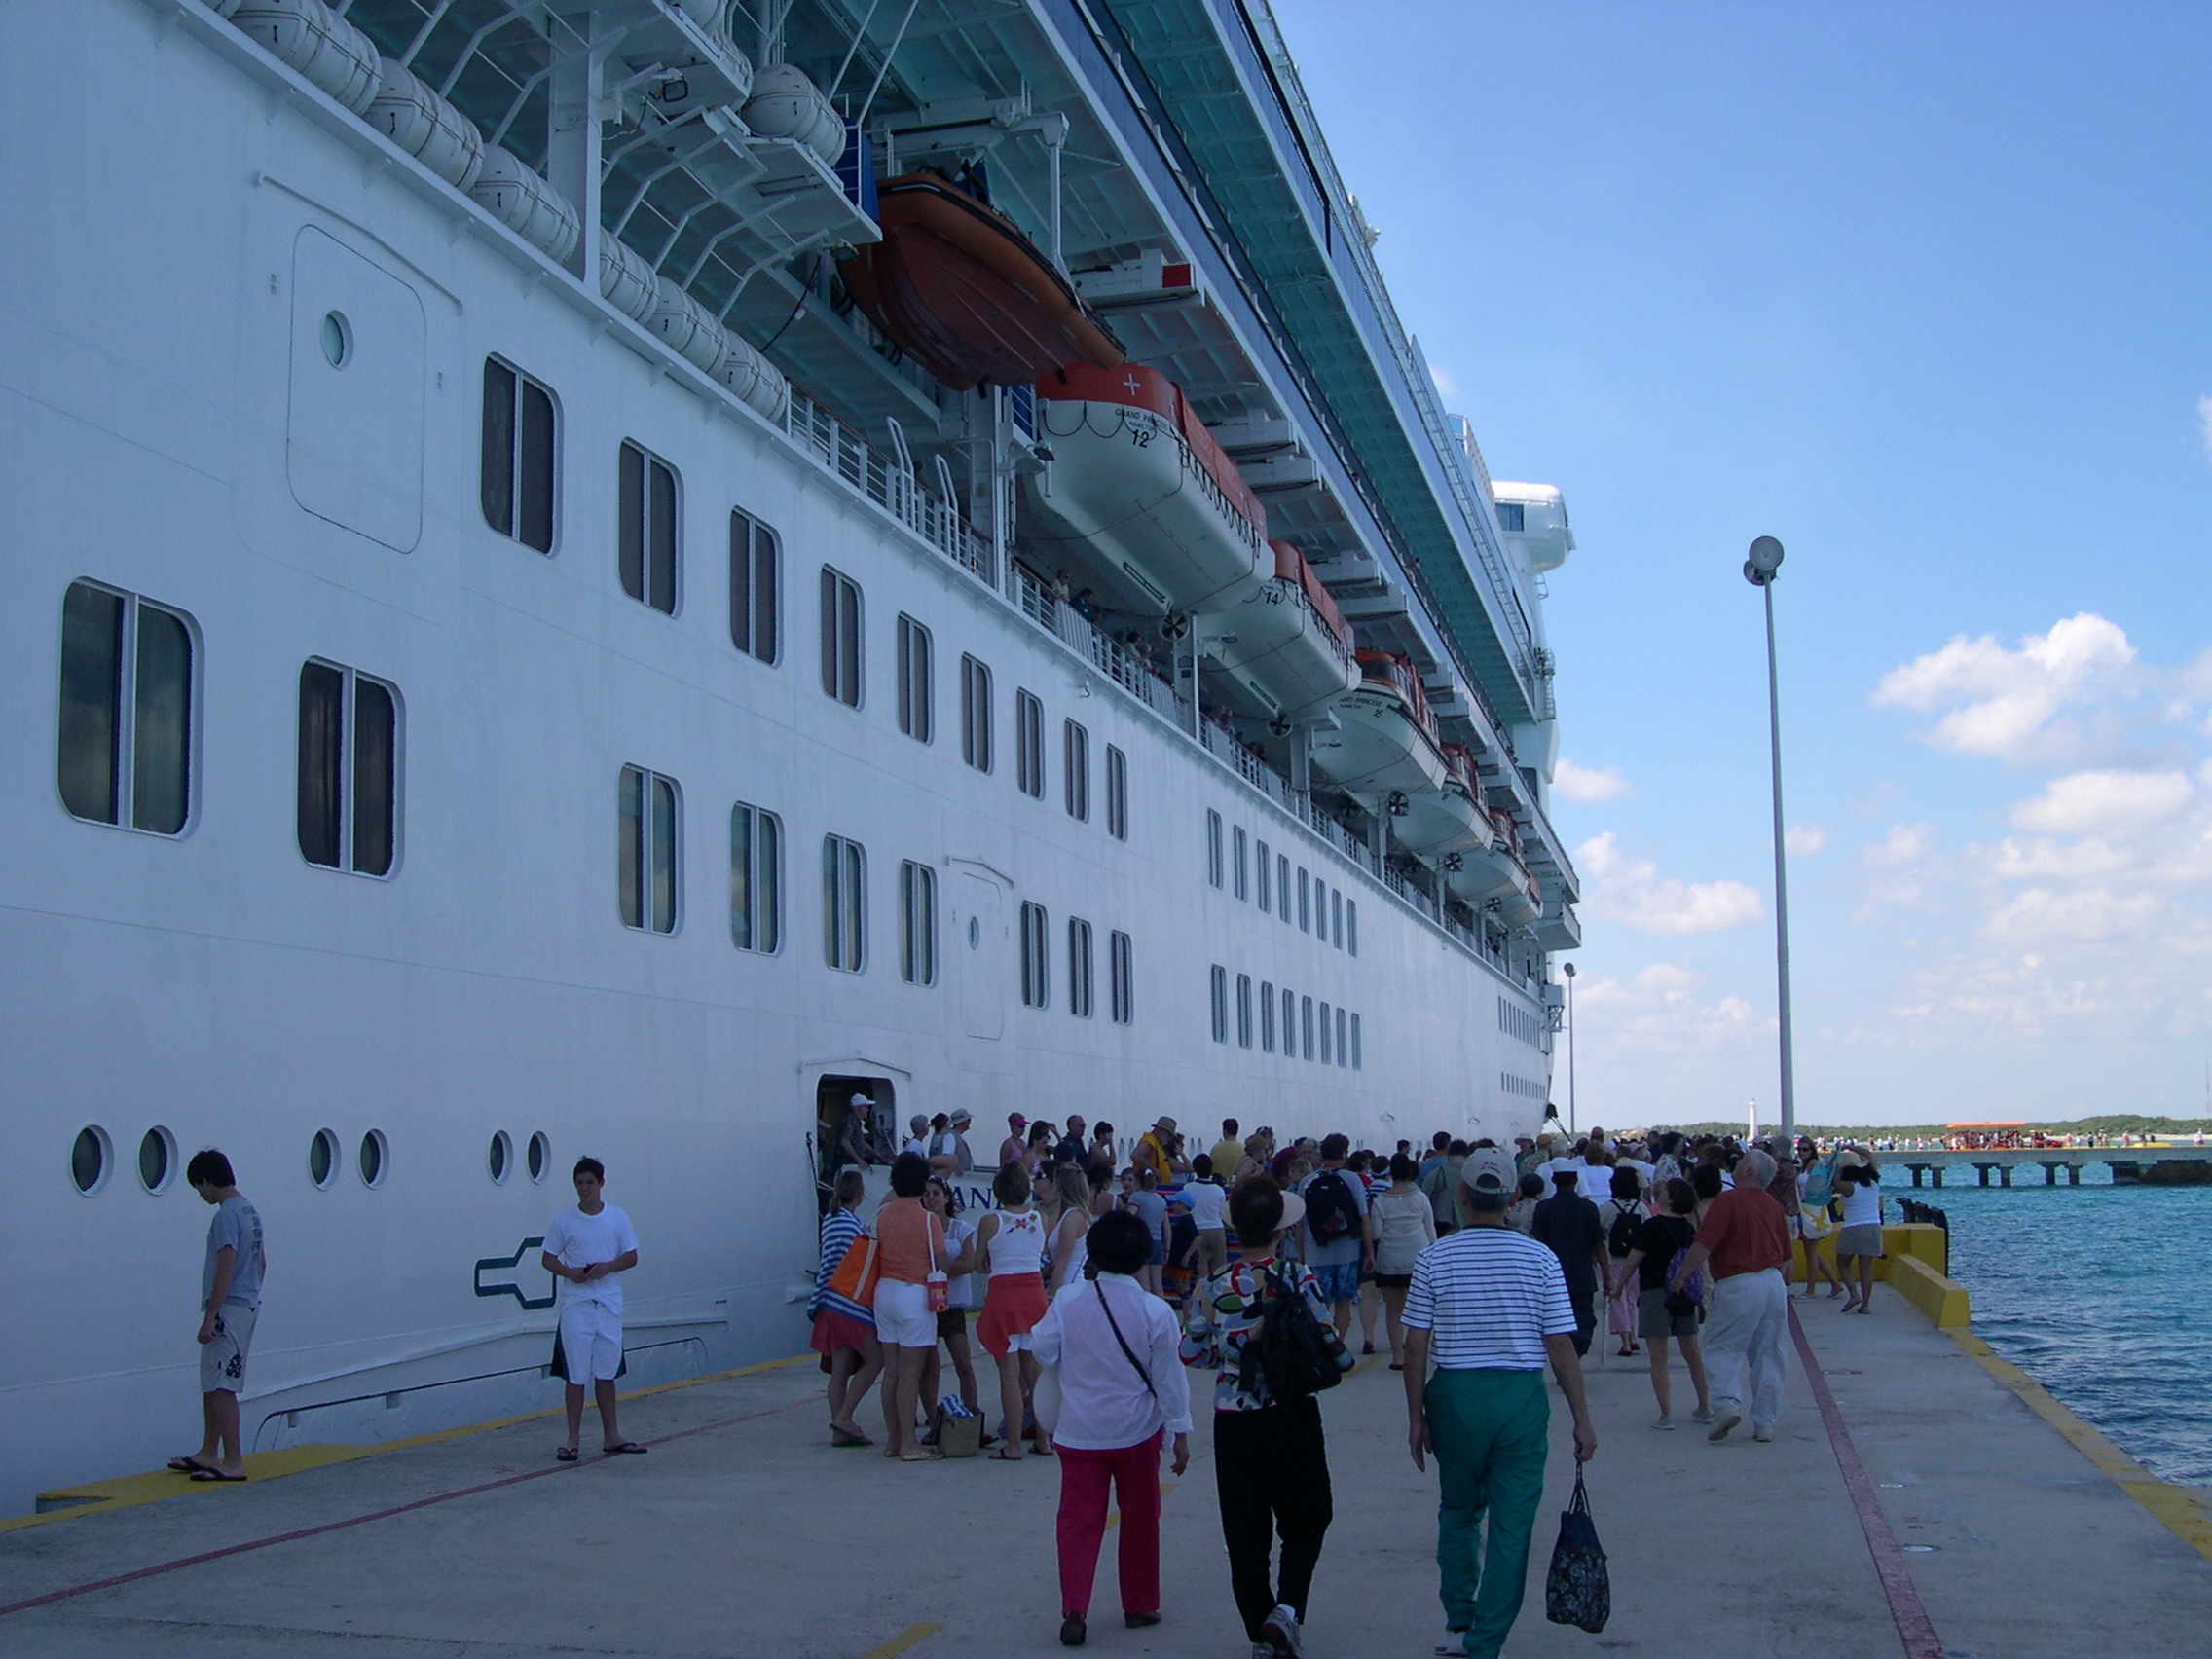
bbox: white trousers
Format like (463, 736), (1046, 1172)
(1703, 1267), (1788, 1427)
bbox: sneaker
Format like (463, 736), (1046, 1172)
(1435, 1634), (1468, 1656)
(1708, 1410), (1743, 1443)
(1653, 1415), (1676, 1431)
(1689, 1405), (1714, 1424)
(1752, 1425), (1774, 1443)
(1124, 1612), (1161, 1629)
(1059, 1612), (1086, 1647)
(1262, 1604), (1303, 1658)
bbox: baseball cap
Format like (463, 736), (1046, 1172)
(1459, 1146), (1517, 1195)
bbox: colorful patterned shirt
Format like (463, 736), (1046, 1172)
(1179, 1257), (1331, 1412)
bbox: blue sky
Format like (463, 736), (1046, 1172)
(1273, 1), (2212, 1127)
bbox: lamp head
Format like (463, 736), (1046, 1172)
(1744, 535), (1785, 586)
(1563, 961), (1576, 978)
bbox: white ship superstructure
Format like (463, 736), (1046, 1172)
(2, 0), (1579, 1513)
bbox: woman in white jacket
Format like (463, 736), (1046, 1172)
(1030, 1208), (1193, 1648)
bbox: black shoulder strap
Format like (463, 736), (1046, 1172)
(1094, 1281), (1159, 1399)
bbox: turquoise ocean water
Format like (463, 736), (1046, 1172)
(1911, 1176), (2212, 1487)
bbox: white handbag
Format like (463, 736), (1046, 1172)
(1031, 1360), (1062, 1440)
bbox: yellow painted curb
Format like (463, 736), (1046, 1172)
(1887, 1255), (1971, 1329)
(1950, 1329), (2212, 1566)
(4, 1352), (811, 1535)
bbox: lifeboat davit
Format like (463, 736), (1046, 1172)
(1204, 541), (1359, 722)
(1020, 363), (1268, 617)
(1395, 742), (1489, 857)
(837, 174), (1122, 390)
(1310, 650), (1448, 798)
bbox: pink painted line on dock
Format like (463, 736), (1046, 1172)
(1789, 1301), (1944, 1659)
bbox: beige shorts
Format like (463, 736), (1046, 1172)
(199, 1305), (257, 1394)
(1194, 1228), (1229, 1276)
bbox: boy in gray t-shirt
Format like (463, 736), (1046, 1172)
(169, 1149), (265, 1482)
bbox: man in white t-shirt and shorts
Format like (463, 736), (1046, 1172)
(540, 1157), (644, 1461)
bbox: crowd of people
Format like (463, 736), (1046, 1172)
(796, 1111), (1889, 1656)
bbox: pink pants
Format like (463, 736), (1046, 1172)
(1053, 1430), (1161, 1617)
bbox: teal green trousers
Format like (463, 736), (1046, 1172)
(1424, 1367), (1550, 1659)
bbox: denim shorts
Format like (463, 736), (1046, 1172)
(1309, 1261), (1360, 1304)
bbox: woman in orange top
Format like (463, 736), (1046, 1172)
(870, 1152), (947, 1461)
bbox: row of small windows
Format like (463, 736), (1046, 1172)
(1502, 1072), (1546, 1099)
(1498, 996), (1544, 1048)
(68, 1124), (556, 1197)
(1206, 811), (1356, 955)
(1208, 967), (1362, 1069)
(480, 360), (1130, 839)
(1018, 902), (1133, 1023)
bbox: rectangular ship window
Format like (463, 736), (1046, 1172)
(729, 801), (782, 953)
(1110, 930), (1133, 1024)
(481, 357), (555, 553)
(1015, 690), (1045, 797)
(618, 765), (681, 934)
(1064, 720), (1090, 820)
(1233, 827), (1249, 900)
(1318, 1001), (1333, 1064)
(58, 580), (196, 836)
(1336, 1006), (1349, 1068)
(1068, 916), (1094, 1016)
(822, 833), (866, 971)
(1260, 980), (1276, 1052)
(1206, 810), (1224, 888)
(728, 509), (780, 663)
(961, 654), (993, 772)
(1301, 995), (1315, 1060)
(1020, 901), (1051, 1007)
(1298, 867), (1310, 933)
(896, 615), (933, 742)
(900, 860), (937, 985)
(298, 659), (398, 877)
(617, 441), (679, 614)
(1277, 854), (1291, 922)
(819, 568), (863, 708)
(1209, 965), (1229, 1045)
(1255, 840), (1272, 911)
(1347, 899), (1359, 957)
(1235, 974), (1254, 1049)
(1105, 745), (1127, 839)
(1349, 1012), (1362, 1070)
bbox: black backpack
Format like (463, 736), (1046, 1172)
(1303, 1170), (1360, 1245)
(1237, 1265), (1352, 1402)
(1606, 1200), (1644, 1260)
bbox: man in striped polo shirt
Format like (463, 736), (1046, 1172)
(1402, 1146), (1598, 1659)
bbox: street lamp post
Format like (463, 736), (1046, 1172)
(1562, 961), (1577, 1135)
(1743, 535), (1795, 1148)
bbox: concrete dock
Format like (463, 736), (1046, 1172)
(4, 1295), (2208, 1657)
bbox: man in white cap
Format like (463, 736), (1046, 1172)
(1402, 1146), (1596, 1659)
(928, 1110), (976, 1175)
(834, 1094), (877, 1170)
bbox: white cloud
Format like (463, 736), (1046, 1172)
(1870, 613), (2137, 763)
(1429, 362), (1458, 398)
(1575, 833), (1765, 934)
(1784, 823), (1829, 856)
(1553, 758), (1631, 804)
(1574, 961), (1759, 1056)
(2009, 769), (2193, 836)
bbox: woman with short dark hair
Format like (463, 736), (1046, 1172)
(1031, 1209), (1192, 1646)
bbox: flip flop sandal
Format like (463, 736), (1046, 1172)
(167, 1456), (216, 1475)
(602, 1442), (649, 1455)
(830, 1426), (873, 1448)
(900, 1449), (945, 1462)
(555, 1447), (579, 1462)
(189, 1468), (247, 1482)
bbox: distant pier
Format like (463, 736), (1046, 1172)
(1894, 1146), (2212, 1187)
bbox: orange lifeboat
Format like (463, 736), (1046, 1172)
(837, 173), (1122, 390)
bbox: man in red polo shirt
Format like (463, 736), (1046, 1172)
(1669, 1145), (1791, 1444)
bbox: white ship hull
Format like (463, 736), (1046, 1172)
(0, 0), (1558, 1516)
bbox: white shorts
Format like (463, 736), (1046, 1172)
(558, 1297), (625, 1382)
(199, 1305), (256, 1394)
(872, 1276), (937, 1348)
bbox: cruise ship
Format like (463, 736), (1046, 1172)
(3, 0), (1579, 1515)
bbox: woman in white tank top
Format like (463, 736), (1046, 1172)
(975, 1162), (1052, 1457)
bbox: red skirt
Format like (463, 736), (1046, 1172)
(976, 1272), (1049, 1357)
(810, 1308), (876, 1361)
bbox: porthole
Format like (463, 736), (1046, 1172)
(309, 1127), (339, 1190)
(359, 1129), (388, 1189)
(968, 916), (980, 949)
(71, 1125), (112, 1196)
(489, 1130), (513, 1185)
(138, 1126), (178, 1194)
(527, 1130), (550, 1184)
(320, 309), (351, 368)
